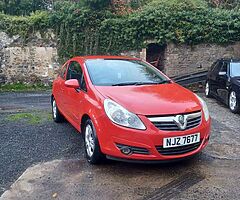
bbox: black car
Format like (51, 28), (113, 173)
(205, 59), (240, 113)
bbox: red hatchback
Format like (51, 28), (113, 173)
(52, 56), (211, 164)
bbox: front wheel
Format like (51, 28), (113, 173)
(229, 91), (240, 113)
(83, 119), (105, 164)
(52, 98), (64, 123)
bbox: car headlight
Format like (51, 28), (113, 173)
(194, 94), (210, 121)
(104, 99), (146, 130)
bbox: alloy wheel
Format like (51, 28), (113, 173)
(229, 91), (237, 111)
(205, 82), (210, 96)
(85, 124), (95, 157)
(52, 100), (57, 119)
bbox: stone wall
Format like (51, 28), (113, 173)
(119, 43), (240, 78)
(1, 30), (240, 84)
(164, 43), (240, 77)
(0, 31), (59, 85)
(120, 49), (146, 60)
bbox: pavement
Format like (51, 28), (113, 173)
(0, 91), (240, 200)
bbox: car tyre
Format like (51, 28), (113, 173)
(205, 81), (212, 98)
(52, 98), (64, 123)
(229, 91), (240, 113)
(83, 119), (105, 164)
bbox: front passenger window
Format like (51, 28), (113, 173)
(66, 61), (83, 81)
(66, 61), (87, 92)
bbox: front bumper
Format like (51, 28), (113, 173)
(94, 113), (211, 161)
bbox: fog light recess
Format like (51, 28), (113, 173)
(116, 143), (150, 155)
(120, 146), (132, 155)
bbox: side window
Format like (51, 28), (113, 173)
(212, 61), (222, 75)
(66, 61), (87, 92)
(66, 61), (83, 81)
(220, 62), (228, 73)
(210, 61), (217, 71)
(59, 63), (68, 79)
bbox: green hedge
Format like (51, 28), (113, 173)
(1, 1), (240, 61)
(0, 11), (50, 38)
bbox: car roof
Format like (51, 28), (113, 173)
(73, 55), (141, 61)
(218, 58), (240, 63)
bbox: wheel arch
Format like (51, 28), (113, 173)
(81, 114), (91, 134)
(51, 94), (54, 103)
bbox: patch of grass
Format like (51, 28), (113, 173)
(0, 83), (51, 92)
(7, 111), (52, 125)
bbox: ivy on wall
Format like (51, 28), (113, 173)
(1, 0), (240, 62)
(0, 11), (50, 39)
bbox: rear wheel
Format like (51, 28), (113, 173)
(83, 119), (104, 164)
(229, 91), (240, 113)
(205, 81), (212, 98)
(52, 98), (64, 123)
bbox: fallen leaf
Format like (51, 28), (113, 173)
(52, 192), (58, 198)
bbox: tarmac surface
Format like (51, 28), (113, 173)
(0, 91), (239, 199)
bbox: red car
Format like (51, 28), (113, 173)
(52, 56), (211, 164)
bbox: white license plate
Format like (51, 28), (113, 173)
(163, 133), (200, 148)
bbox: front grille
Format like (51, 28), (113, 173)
(156, 141), (202, 156)
(116, 144), (149, 155)
(148, 111), (202, 131)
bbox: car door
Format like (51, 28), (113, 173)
(55, 62), (69, 112)
(64, 60), (86, 125)
(215, 62), (230, 104)
(209, 61), (223, 96)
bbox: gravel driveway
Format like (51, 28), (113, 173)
(0, 91), (239, 199)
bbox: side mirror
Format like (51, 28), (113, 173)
(218, 71), (227, 76)
(64, 79), (80, 89)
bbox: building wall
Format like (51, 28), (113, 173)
(164, 43), (240, 77)
(1, 30), (240, 84)
(0, 31), (59, 85)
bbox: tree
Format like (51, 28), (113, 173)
(83, 0), (111, 10)
(0, 0), (46, 15)
(207, 0), (240, 8)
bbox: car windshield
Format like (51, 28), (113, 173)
(85, 59), (169, 86)
(230, 62), (240, 77)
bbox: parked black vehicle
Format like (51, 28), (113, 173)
(205, 59), (240, 113)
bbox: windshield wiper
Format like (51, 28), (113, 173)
(112, 82), (140, 86)
(112, 80), (171, 86)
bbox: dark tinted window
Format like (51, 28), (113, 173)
(220, 62), (228, 73)
(210, 61), (217, 71)
(212, 61), (223, 75)
(66, 61), (83, 80)
(66, 61), (87, 92)
(85, 59), (168, 86)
